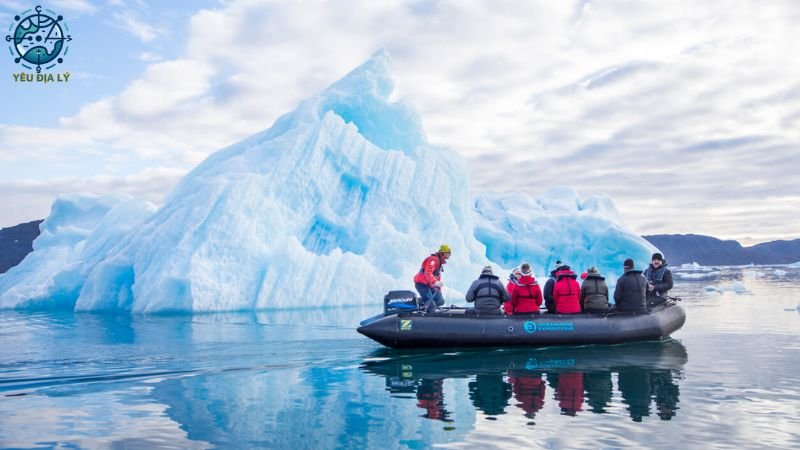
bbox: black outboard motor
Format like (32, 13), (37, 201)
(384, 290), (420, 314)
(359, 291), (421, 327)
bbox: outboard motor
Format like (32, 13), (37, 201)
(384, 290), (420, 314)
(359, 291), (421, 327)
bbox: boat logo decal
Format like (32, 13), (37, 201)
(524, 321), (575, 333)
(400, 319), (413, 331)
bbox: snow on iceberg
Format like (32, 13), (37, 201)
(0, 193), (156, 309)
(0, 51), (657, 312)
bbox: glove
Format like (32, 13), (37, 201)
(433, 281), (444, 288)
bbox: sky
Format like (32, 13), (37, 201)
(0, 0), (798, 245)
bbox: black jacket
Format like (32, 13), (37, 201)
(466, 273), (509, 314)
(613, 269), (647, 312)
(580, 275), (609, 311)
(643, 263), (673, 298)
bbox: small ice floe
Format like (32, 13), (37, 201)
(675, 271), (721, 280)
(743, 270), (766, 279)
(704, 282), (749, 295)
(774, 269), (787, 277)
(674, 262), (720, 280)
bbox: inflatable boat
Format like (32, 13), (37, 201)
(357, 291), (686, 349)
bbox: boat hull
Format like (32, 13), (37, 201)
(357, 303), (686, 349)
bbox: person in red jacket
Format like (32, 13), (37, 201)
(553, 266), (581, 314)
(503, 266), (522, 315)
(556, 372), (585, 416)
(508, 371), (546, 418)
(509, 263), (543, 314)
(413, 244), (451, 312)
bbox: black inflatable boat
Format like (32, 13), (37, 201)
(357, 291), (686, 349)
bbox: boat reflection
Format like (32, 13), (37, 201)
(361, 339), (687, 423)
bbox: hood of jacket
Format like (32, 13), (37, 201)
(556, 270), (577, 281)
(518, 274), (537, 285)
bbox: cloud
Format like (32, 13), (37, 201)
(2, 0), (800, 243)
(50, 0), (97, 14)
(0, 168), (186, 228)
(111, 9), (160, 42)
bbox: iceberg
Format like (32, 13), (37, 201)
(0, 193), (156, 309)
(0, 51), (657, 312)
(472, 188), (656, 284)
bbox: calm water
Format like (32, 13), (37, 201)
(1, 266), (799, 449)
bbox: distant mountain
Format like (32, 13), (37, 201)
(644, 234), (800, 266)
(0, 220), (42, 274)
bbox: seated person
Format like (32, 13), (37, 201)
(644, 252), (673, 306)
(509, 263), (542, 314)
(553, 266), (581, 314)
(580, 266), (609, 313)
(614, 259), (647, 312)
(466, 266), (509, 315)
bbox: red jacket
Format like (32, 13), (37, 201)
(557, 372), (584, 416)
(554, 269), (581, 314)
(413, 253), (445, 286)
(509, 275), (542, 314)
(509, 374), (546, 417)
(503, 280), (518, 314)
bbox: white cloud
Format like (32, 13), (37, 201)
(138, 51), (162, 62)
(0, 168), (186, 228)
(111, 9), (160, 42)
(2, 0), (800, 243)
(50, 0), (97, 14)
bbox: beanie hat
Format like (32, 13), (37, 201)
(624, 258), (634, 270)
(481, 265), (493, 274)
(651, 252), (664, 261)
(520, 263), (532, 275)
(439, 244), (451, 253)
(587, 266), (600, 275)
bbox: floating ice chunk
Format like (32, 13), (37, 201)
(704, 282), (748, 295)
(674, 271), (720, 280)
(774, 269), (787, 276)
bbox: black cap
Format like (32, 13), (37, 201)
(624, 258), (634, 269)
(651, 252), (664, 261)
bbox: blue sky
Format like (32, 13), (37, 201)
(1, 0), (799, 244)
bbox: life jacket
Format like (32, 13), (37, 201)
(413, 253), (445, 286)
(644, 265), (667, 283)
(474, 280), (504, 301)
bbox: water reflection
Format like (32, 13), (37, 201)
(361, 340), (687, 423)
